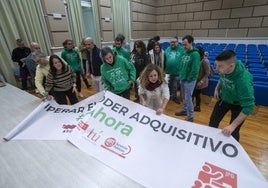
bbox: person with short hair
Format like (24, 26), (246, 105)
(165, 36), (184, 104)
(83, 37), (104, 92)
(101, 47), (136, 99)
(25, 42), (41, 93)
(175, 35), (200, 122)
(11, 39), (31, 90)
(112, 35), (130, 61)
(208, 50), (254, 142)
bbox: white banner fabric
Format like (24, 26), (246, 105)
(4, 92), (104, 141)
(68, 91), (268, 188)
(4, 91), (267, 187)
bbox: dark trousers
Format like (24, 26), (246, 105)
(209, 100), (244, 142)
(20, 66), (30, 90)
(75, 71), (82, 92)
(81, 59), (90, 88)
(192, 88), (202, 107)
(117, 88), (130, 100)
(53, 88), (78, 105)
(168, 75), (179, 100)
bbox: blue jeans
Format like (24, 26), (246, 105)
(180, 80), (196, 118)
(168, 75), (179, 100)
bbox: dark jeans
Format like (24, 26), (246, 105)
(209, 100), (244, 142)
(192, 88), (202, 107)
(168, 75), (179, 100)
(75, 71), (82, 92)
(117, 88), (130, 100)
(20, 65), (30, 90)
(53, 88), (78, 105)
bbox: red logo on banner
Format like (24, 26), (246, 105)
(192, 162), (237, 188)
(77, 120), (89, 131)
(101, 137), (132, 158)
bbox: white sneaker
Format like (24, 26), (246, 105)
(78, 92), (84, 98)
(35, 88), (40, 93)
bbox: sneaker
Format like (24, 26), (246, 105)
(194, 106), (201, 112)
(185, 117), (194, 122)
(78, 92), (84, 98)
(175, 111), (187, 116)
(35, 88), (40, 94)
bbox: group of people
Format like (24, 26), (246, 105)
(11, 33), (255, 142)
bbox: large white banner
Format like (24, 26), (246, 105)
(4, 92), (104, 141)
(4, 91), (268, 187)
(68, 92), (268, 188)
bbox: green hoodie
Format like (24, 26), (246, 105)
(179, 47), (200, 82)
(219, 60), (254, 115)
(112, 47), (130, 61)
(164, 46), (184, 75)
(61, 48), (81, 72)
(101, 55), (136, 94)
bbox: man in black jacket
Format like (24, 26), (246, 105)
(83, 37), (104, 92)
(11, 39), (31, 90)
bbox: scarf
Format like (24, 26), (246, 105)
(145, 80), (162, 91)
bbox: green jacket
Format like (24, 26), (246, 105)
(61, 48), (81, 72)
(219, 60), (254, 115)
(112, 47), (130, 61)
(179, 47), (200, 82)
(101, 55), (136, 94)
(164, 46), (184, 75)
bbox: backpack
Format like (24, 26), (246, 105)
(208, 64), (215, 79)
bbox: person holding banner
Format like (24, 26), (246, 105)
(208, 50), (254, 142)
(101, 47), (136, 100)
(138, 64), (170, 115)
(45, 55), (79, 105)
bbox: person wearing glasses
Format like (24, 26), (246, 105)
(164, 36), (184, 104)
(208, 50), (254, 142)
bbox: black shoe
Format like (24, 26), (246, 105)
(185, 117), (194, 122)
(173, 98), (180, 104)
(175, 111), (187, 116)
(194, 106), (201, 112)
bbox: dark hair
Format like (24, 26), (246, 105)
(215, 50), (236, 61)
(172, 36), (178, 40)
(101, 46), (114, 59)
(153, 41), (162, 50)
(16, 38), (23, 42)
(132, 40), (146, 54)
(196, 46), (205, 60)
(62, 39), (73, 48)
(116, 33), (125, 41)
(152, 35), (160, 42)
(182, 35), (194, 43)
(49, 55), (67, 77)
(115, 36), (123, 44)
